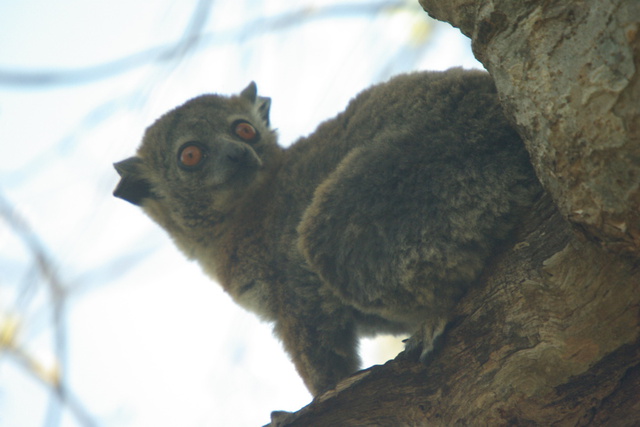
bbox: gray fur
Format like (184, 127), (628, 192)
(114, 69), (542, 395)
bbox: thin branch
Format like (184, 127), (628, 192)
(0, 1), (408, 87)
(0, 194), (65, 300)
(0, 193), (95, 427)
(7, 347), (97, 427)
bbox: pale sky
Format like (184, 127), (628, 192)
(0, 1), (481, 426)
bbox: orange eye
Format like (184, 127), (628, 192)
(178, 144), (205, 168)
(234, 121), (257, 141)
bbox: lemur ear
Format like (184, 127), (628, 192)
(240, 81), (258, 102)
(257, 95), (271, 126)
(113, 157), (154, 206)
(240, 81), (271, 127)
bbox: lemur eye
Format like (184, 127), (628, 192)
(233, 121), (258, 142)
(178, 143), (206, 170)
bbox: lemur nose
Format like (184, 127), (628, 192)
(224, 143), (248, 163)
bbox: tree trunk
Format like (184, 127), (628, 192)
(269, 1), (639, 425)
(422, 0), (640, 256)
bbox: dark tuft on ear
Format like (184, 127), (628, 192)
(113, 157), (154, 206)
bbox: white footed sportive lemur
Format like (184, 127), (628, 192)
(114, 68), (542, 395)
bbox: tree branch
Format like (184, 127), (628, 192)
(0, 1), (407, 87)
(0, 194), (97, 427)
(267, 1), (640, 422)
(270, 196), (640, 425)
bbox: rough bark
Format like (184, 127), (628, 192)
(421, 0), (640, 256)
(268, 1), (640, 425)
(270, 198), (639, 426)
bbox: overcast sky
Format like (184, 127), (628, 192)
(0, 1), (481, 426)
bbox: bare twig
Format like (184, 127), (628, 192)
(0, 1), (407, 87)
(7, 347), (97, 427)
(0, 193), (96, 427)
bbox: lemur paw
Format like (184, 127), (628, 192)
(402, 317), (448, 364)
(268, 410), (295, 427)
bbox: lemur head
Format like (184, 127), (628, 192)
(113, 83), (281, 240)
